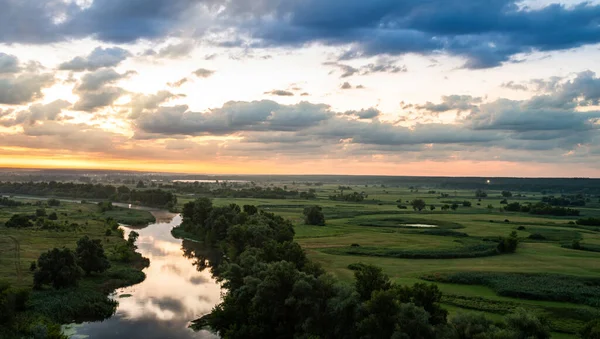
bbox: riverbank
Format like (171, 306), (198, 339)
(0, 198), (151, 338)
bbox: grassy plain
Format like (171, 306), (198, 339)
(179, 183), (600, 337)
(0, 198), (154, 331)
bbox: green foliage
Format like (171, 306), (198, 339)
(352, 263), (391, 300)
(462, 201), (472, 207)
(423, 272), (600, 307)
(497, 231), (518, 253)
(4, 214), (34, 228)
(581, 319), (600, 339)
(76, 236), (110, 275)
(324, 241), (500, 259)
(411, 199), (427, 211)
(504, 308), (551, 339)
(329, 191), (366, 202)
(243, 204), (258, 215)
(303, 205), (325, 226)
(475, 189), (488, 198)
(97, 201), (113, 212)
(501, 191), (513, 197)
(48, 212), (58, 220)
(577, 218), (600, 226)
(35, 208), (46, 217)
(47, 199), (61, 207)
(0, 197), (26, 207)
(34, 248), (83, 289)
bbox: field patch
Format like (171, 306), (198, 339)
(422, 272), (600, 307)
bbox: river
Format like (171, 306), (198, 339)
(64, 210), (222, 339)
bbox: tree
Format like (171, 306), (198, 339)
(581, 319), (600, 339)
(47, 198), (61, 206)
(441, 204), (450, 211)
(303, 206), (325, 226)
(475, 189), (488, 198)
(4, 214), (33, 228)
(127, 231), (140, 249)
(411, 199), (427, 212)
(497, 231), (519, 253)
(504, 308), (550, 339)
(450, 203), (459, 211)
(34, 248), (82, 289)
(35, 208), (46, 217)
(136, 180), (145, 188)
(76, 236), (110, 275)
(462, 201), (472, 207)
(502, 191), (513, 198)
(429, 205), (436, 211)
(48, 212), (58, 220)
(243, 205), (258, 215)
(353, 263), (391, 301)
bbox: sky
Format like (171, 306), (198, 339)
(0, 0), (599, 177)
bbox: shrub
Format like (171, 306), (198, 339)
(34, 248), (82, 289)
(517, 226), (525, 230)
(303, 206), (325, 226)
(528, 233), (546, 240)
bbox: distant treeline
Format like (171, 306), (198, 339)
(162, 182), (317, 199)
(0, 182), (176, 209)
(169, 175), (600, 194)
(504, 202), (580, 216)
(541, 195), (586, 207)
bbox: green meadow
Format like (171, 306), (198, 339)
(191, 183), (600, 337)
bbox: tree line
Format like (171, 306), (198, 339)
(0, 181), (176, 209)
(175, 198), (558, 339)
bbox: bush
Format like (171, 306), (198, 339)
(303, 206), (325, 226)
(351, 243), (360, 247)
(462, 201), (472, 207)
(48, 212), (58, 220)
(528, 233), (546, 240)
(517, 226), (525, 230)
(4, 214), (34, 228)
(76, 236), (110, 275)
(34, 248), (83, 289)
(577, 218), (600, 227)
(47, 199), (61, 207)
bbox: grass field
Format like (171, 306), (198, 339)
(183, 183), (600, 337)
(0, 198), (153, 335)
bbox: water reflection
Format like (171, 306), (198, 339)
(67, 213), (222, 339)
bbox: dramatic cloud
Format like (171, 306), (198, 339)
(74, 87), (126, 112)
(0, 73), (54, 105)
(128, 91), (183, 119)
(2, 1), (600, 69)
(135, 100), (333, 135)
(0, 100), (71, 127)
(59, 47), (131, 71)
(77, 68), (135, 92)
